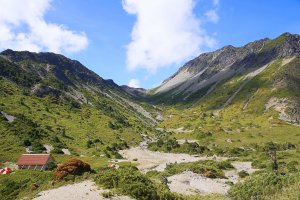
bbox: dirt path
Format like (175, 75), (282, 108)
(225, 161), (258, 184)
(119, 139), (257, 195)
(167, 171), (230, 195)
(33, 180), (132, 200)
(119, 146), (227, 173)
(167, 161), (258, 195)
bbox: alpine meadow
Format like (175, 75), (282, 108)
(0, 1), (300, 200)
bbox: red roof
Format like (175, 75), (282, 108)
(16, 154), (50, 166)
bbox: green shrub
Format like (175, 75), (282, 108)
(238, 170), (249, 178)
(95, 166), (158, 200)
(102, 191), (114, 198)
(148, 138), (210, 155)
(217, 161), (234, 170)
(31, 141), (46, 153)
(229, 172), (298, 199)
(45, 161), (56, 171)
(164, 160), (233, 178)
(51, 148), (64, 154)
(0, 170), (53, 200)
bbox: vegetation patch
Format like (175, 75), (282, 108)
(0, 170), (53, 200)
(229, 172), (300, 200)
(94, 166), (159, 199)
(161, 160), (234, 178)
(148, 137), (209, 155)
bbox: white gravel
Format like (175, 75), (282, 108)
(167, 162), (258, 195)
(62, 148), (71, 155)
(167, 171), (229, 195)
(34, 180), (132, 200)
(119, 147), (227, 173)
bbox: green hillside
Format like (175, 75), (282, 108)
(1, 34), (300, 200)
(0, 50), (157, 165)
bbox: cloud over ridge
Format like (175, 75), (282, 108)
(128, 78), (140, 88)
(122, 0), (217, 73)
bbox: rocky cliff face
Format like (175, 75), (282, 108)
(150, 33), (300, 102)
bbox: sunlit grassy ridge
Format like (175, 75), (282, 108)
(158, 59), (299, 141)
(142, 58), (300, 199)
(154, 59), (300, 172)
(0, 77), (158, 162)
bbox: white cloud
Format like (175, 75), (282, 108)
(213, 0), (220, 6)
(128, 78), (140, 88)
(0, 0), (88, 54)
(205, 9), (219, 23)
(205, 0), (220, 24)
(122, 0), (217, 73)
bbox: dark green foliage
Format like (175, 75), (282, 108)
(0, 57), (41, 87)
(104, 150), (111, 158)
(228, 147), (247, 156)
(263, 142), (296, 151)
(86, 139), (94, 148)
(238, 170), (249, 178)
(0, 170), (53, 200)
(163, 160), (233, 178)
(95, 166), (159, 200)
(148, 138), (179, 152)
(22, 139), (31, 146)
(148, 138), (209, 154)
(96, 100), (131, 129)
(111, 152), (124, 159)
(187, 83), (216, 101)
(41, 76), (67, 91)
(0, 179), (28, 200)
(31, 141), (46, 153)
(46, 161), (57, 171)
(6, 114), (47, 141)
(50, 137), (66, 154)
(51, 148), (64, 154)
(66, 97), (81, 109)
(180, 142), (209, 154)
(229, 172), (299, 200)
(104, 142), (128, 159)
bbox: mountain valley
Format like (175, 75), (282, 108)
(0, 33), (300, 200)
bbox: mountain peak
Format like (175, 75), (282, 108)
(148, 32), (300, 102)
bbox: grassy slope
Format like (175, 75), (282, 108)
(0, 77), (158, 164)
(149, 58), (300, 199)
(159, 58), (300, 144)
(1, 52), (299, 199)
(156, 59), (300, 166)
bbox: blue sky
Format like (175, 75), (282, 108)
(0, 0), (300, 89)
